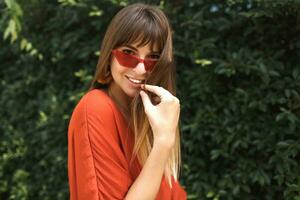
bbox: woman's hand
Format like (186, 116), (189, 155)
(139, 84), (180, 148)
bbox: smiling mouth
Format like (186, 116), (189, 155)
(126, 76), (145, 84)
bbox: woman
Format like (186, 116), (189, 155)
(68, 3), (187, 200)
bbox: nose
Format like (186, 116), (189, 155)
(133, 61), (147, 74)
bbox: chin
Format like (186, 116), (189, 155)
(123, 87), (140, 98)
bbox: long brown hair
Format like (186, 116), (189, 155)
(89, 3), (181, 188)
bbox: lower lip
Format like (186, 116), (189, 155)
(126, 76), (142, 87)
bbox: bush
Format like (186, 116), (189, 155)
(0, 0), (299, 199)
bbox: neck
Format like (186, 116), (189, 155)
(108, 83), (131, 120)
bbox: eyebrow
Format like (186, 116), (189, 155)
(124, 44), (160, 54)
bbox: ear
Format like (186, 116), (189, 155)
(104, 66), (111, 77)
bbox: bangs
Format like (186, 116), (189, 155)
(115, 10), (166, 52)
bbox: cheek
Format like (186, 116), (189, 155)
(110, 58), (128, 78)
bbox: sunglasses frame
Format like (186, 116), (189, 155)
(112, 49), (158, 71)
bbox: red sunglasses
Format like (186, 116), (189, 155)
(112, 49), (158, 71)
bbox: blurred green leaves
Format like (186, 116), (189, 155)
(0, 0), (300, 199)
(3, 0), (23, 42)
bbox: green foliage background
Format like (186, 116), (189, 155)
(0, 0), (299, 199)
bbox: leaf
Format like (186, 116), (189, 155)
(206, 191), (215, 198)
(3, 19), (18, 42)
(292, 68), (299, 80)
(195, 59), (212, 66)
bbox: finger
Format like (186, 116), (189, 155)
(140, 90), (153, 109)
(141, 84), (171, 99)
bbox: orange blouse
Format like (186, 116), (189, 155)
(68, 89), (187, 200)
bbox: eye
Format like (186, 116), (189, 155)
(122, 48), (135, 55)
(147, 54), (160, 60)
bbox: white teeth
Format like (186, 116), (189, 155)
(128, 77), (143, 84)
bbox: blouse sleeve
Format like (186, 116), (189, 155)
(68, 91), (133, 200)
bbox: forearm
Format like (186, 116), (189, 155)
(124, 140), (173, 200)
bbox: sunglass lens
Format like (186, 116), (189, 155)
(144, 59), (158, 71)
(115, 50), (139, 68)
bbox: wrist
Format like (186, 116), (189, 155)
(153, 135), (175, 150)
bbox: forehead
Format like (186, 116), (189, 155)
(126, 39), (159, 52)
(115, 28), (163, 52)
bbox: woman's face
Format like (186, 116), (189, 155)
(109, 41), (160, 98)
